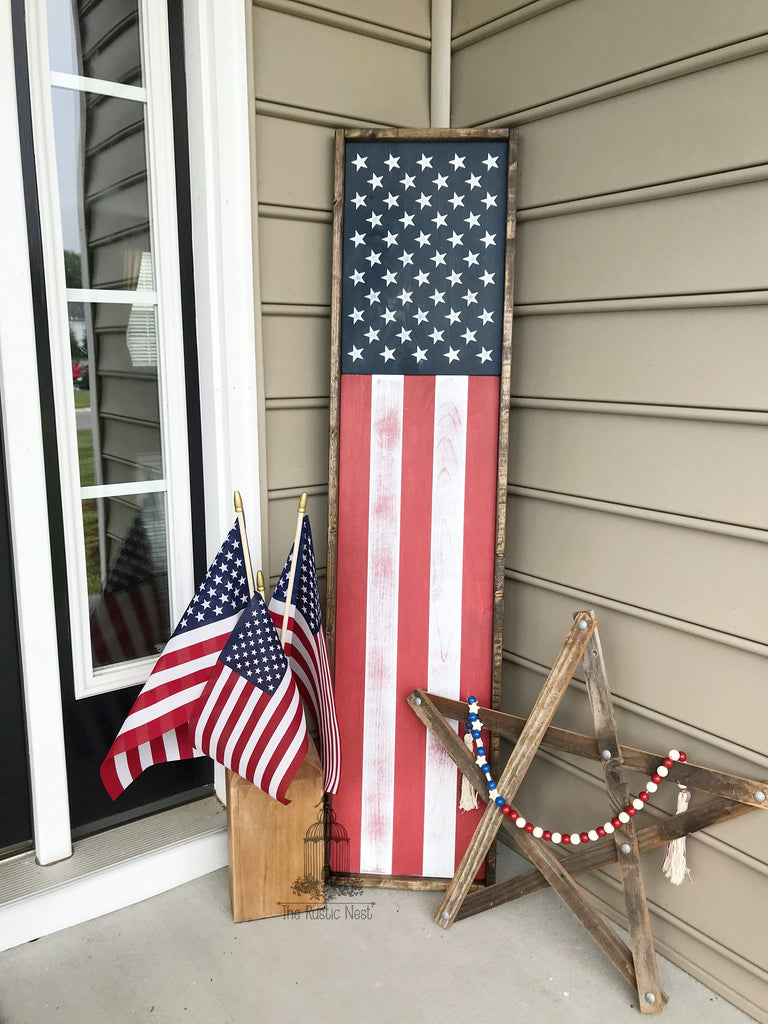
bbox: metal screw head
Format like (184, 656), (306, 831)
(601, 749), (612, 761)
(413, 696), (422, 706)
(754, 790), (766, 803)
(577, 619), (588, 630)
(645, 993), (656, 1005)
(620, 843), (632, 855)
(440, 910), (451, 922)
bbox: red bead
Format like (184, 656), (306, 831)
(626, 806), (636, 817)
(611, 817), (622, 829)
(542, 830), (552, 841)
(509, 809), (519, 821)
(651, 774), (662, 784)
(580, 832), (590, 844)
(663, 757), (673, 769)
(596, 826), (606, 837)
(524, 822), (534, 834)
(561, 834), (571, 845)
(639, 791), (649, 802)
(501, 804), (512, 816)
(678, 752), (687, 762)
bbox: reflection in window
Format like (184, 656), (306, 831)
(47, 0), (143, 87)
(87, 493), (170, 668)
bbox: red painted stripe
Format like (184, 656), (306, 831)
(454, 375), (500, 877)
(330, 374), (371, 873)
(391, 375), (435, 877)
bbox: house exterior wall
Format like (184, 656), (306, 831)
(451, 1), (768, 1019)
(250, 0), (431, 588)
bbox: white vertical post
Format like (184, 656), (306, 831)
(430, 0), (452, 128)
(0, 2), (72, 865)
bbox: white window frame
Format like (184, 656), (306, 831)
(26, 0), (195, 698)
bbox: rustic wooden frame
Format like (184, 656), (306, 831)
(325, 128), (519, 890)
(408, 611), (768, 1012)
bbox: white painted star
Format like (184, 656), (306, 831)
(381, 346), (396, 362)
(448, 192), (465, 209)
(415, 269), (430, 286)
(433, 173), (449, 190)
(417, 154), (433, 171)
(380, 308), (396, 323)
(430, 289), (445, 305)
(444, 347), (460, 363)
(479, 308), (494, 324)
(482, 153), (499, 170)
(365, 326), (380, 342)
(477, 347), (493, 363)
(432, 211), (448, 229)
(413, 308), (429, 324)
(366, 288), (380, 304)
(352, 193), (366, 208)
(480, 269), (495, 286)
(399, 211), (415, 228)
(397, 288), (413, 305)
(366, 211), (382, 228)
(465, 211), (481, 229)
(463, 251), (479, 267)
(447, 269), (462, 286)
(400, 173), (415, 190)
(348, 308), (364, 323)
(416, 193), (432, 209)
(466, 173), (482, 190)
(481, 231), (496, 247)
(350, 230), (366, 247)
(398, 251), (414, 267)
(446, 309), (462, 324)
(383, 269), (398, 286)
(349, 345), (364, 361)
(449, 154), (466, 170)
(461, 328), (477, 344)
(351, 154), (367, 171)
(367, 173), (383, 190)
(396, 326), (412, 343)
(481, 191), (498, 209)
(384, 192), (399, 209)
(463, 289), (478, 305)
(448, 231), (464, 248)
(429, 327), (444, 344)
(349, 269), (365, 285)
(430, 251), (446, 267)
(412, 346), (428, 363)
(383, 231), (399, 247)
(415, 231), (431, 247)
(365, 250), (382, 265)
(384, 153), (400, 171)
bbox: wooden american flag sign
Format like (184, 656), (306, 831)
(326, 129), (517, 886)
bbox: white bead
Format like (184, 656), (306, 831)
(619, 811), (630, 824)
(657, 765), (669, 778)
(646, 781), (658, 793)
(603, 822), (615, 834)
(515, 816), (527, 829)
(588, 829), (599, 842)
(551, 832), (562, 844)
(570, 833), (581, 845)
(532, 826), (544, 839)
(476, 755), (487, 765)
(633, 798), (644, 811)
(669, 749), (680, 761)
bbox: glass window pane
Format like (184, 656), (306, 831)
(72, 302), (163, 487)
(47, 0), (143, 87)
(52, 88), (153, 291)
(85, 491), (170, 669)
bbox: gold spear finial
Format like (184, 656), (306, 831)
(256, 570), (266, 600)
(298, 491), (308, 515)
(234, 490), (243, 513)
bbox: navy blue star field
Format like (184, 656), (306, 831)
(220, 593), (289, 695)
(341, 140), (508, 376)
(272, 517), (321, 636)
(177, 524), (250, 634)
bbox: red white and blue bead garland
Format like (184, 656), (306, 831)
(465, 696), (686, 845)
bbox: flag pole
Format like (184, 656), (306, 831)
(281, 491), (307, 646)
(233, 490), (256, 599)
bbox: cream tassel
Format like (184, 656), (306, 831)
(662, 785), (692, 884)
(459, 731), (479, 810)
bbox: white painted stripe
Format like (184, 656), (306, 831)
(206, 671), (245, 758)
(223, 685), (262, 767)
(120, 681), (208, 733)
(163, 728), (181, 761)
(266, 698), (308, 801)
(251, 676), (302, 790)
(191, 667), (231, 748)
(360, 375), (404, 875)
(237, 670), (290, 773)
(423, 375), (468, 878)
(114, 751), (132, 791)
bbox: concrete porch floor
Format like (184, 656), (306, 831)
(0, 843), (755, 1024)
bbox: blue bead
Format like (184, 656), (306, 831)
(495, 796), (505, 806)
(487, 781), (497, 790)
(476, 746), (486, 757)
(472, 730), (481, 739)
(467, 695), (477, 704)
(468, 712), (478, 722)
(481, 764), (491, 773)
(465, 722), (473, 731)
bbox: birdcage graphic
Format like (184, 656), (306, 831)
(304, 802), (350, 882)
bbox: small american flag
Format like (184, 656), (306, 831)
(100, 522), (250, 799)
(269, 515), (341, 793)
(190, 592), (308, 805)
(330, 135), (510, 879)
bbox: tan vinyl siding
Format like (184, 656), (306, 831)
(453, 0), (768, 1019)
(252, 0), (431, 589)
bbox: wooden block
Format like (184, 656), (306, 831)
(227, 740), (324, 922)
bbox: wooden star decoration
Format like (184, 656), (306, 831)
(408, 611), (767, 1014)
